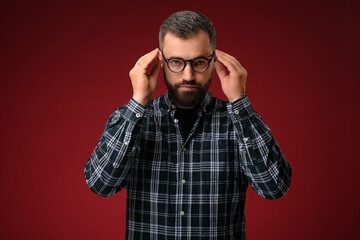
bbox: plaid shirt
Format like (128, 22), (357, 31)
(84, 92), (292, 240)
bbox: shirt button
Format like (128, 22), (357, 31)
(174, 119), (179, 123)
(181, 179), (186, 184)
(243, 137), (249, 142)
(182, 147), (186, 152)
(171, 104), (175, 109)
(136, 113), (141, 118)
(180, 211), (185, 216)
(234, 110), (239, 115)
(124, 141), (129, 145)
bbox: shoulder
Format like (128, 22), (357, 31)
(209, 96), (229, 113)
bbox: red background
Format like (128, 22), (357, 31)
(1, 0), (359, 239)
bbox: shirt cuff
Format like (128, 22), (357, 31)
(226, 95), (256, 121)
(123, 98), (149, 124)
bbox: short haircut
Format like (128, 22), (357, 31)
(159, 11), (216, 51)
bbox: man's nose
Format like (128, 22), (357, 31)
(182, 62), (195, 81)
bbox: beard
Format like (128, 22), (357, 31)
(164, 70), (212, 108)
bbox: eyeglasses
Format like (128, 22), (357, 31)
(162, 52), (215, 73)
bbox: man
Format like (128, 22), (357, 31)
(84, 10), (292, 239)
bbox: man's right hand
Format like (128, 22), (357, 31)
(129, 48), (162, 107)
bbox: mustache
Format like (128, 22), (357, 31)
(175, 80), (198, 87)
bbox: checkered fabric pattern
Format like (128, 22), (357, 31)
(84, 92), (292, 240)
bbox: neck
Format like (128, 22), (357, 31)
(176, 104), (195, 109)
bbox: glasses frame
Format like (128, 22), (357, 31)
(162, 51), (215, 73)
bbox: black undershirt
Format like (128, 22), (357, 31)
(175, 108), (198, 140)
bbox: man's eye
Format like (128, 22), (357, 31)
(170, 59), (183, 66)
(193, 60), (206, 66)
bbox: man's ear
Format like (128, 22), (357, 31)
(158, 50), (163, 68)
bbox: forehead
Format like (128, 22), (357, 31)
(162, 31), (212, 58)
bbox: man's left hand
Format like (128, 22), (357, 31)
(214, 50), (247, 103)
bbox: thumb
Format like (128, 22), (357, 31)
(150, 60), (161, 78)
(148, 60), (161, 86)
(214, 61), (228, 81)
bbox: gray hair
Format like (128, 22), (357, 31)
(159, 11), (216, 51)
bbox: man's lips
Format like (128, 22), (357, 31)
(178, 85), (199, 91)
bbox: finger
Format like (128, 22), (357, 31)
(215, 50), (242, 74)
(135, 48), (160, 70)
(134, 52), (156, 71)
(215, 50), (240, 65)
(135, 49), (158, 64)
(149, 60), (161, 80)
(130, 49), (159, 80)
(214, 61), (228, 80)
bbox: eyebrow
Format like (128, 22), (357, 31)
(165, 53), (213, 59)
(161, 51), (215, 60)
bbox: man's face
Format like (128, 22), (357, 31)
(161, 31), (214, 109)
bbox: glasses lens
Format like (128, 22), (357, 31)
(192, 59), (208, 72)
(169, 59), (185, 72)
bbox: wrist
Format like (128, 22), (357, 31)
(228, 93), (245, 103)
(132, 95), (150, 107)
